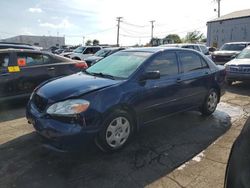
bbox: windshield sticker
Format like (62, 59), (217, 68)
(17, 58), (26, 66)
(8, 66), (20, 72)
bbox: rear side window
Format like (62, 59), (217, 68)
(17, 53), (51, 67)
(146, 52), (178, 76)
(84, 47), (101, 54)
(0, 53), (10, 68)
(179, 52), (207, 73)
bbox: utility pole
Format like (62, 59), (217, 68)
(116, 17), (123, 47)
(214, 0), (221, 18)
(217, 0), (221, 18)
(150, 20), (155, 46)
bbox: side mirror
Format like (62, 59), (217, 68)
(140, 71), (160, 81)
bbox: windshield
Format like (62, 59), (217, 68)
(94, 49), (111, 57)
(86, 51), (152, 79)
(220, 43), (246, 51)
(236, 48), (250, 59)
(73, 46), (86, 53)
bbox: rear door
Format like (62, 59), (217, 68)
(177, 51), (211, 108)
(13, 52), (51, 95)
(44, 55), (80, 77)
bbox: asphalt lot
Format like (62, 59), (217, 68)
(0, 82), (249, 188)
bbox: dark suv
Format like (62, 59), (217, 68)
(0, 49), (87, 101)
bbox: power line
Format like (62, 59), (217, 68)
(122, 21), (149, 28)
(120, 28), (149, 36)
(120, 34), (151, 38)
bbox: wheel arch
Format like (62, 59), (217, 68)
(103, 103), (139, 132)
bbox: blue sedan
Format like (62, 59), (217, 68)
(26, 47), (226, 152)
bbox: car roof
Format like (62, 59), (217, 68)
(224, 42), (250, 45)
(161, 43), (205, 47)
(122, 47), (199, 53)
(123, 47), (168, 53)
(0, 48), (50, 55)
(101, 47), (126, 51)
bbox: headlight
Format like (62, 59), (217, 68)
(47, 99), (90, 116)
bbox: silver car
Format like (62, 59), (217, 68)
(225, 46), (250, 85)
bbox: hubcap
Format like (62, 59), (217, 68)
(207, 91), (218, 112)
(106, 117), (130, 148)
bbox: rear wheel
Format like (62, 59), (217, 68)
(96, 110), (134, 152)
(201, 89), (219, 116)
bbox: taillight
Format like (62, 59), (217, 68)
(74, 61), (88, 69)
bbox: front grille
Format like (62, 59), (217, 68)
(230, 66), (250, 73)
(213, 55), (232, 62)
(33, 94), (48, 112)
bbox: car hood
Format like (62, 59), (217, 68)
(85, 56), (103, 61)
(225, 58), (250, 66)
(60, 52), (73, 56)
(212, 51), (240, 56)
(36, 72), (122, 102)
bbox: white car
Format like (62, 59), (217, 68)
(63, 46), (102, 61)
(224, 46), (250, 85)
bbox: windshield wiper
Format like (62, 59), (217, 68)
(92, 72), (115, 80)
(84, 70), (115, 80)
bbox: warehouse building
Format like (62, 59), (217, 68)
(207, 9), (250, 48)
(1, 35), (65, 49)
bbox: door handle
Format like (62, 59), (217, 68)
(47, 67), (55, 70)
(1, 73), (10, 76)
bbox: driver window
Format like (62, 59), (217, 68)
(146, 52), (178, 76)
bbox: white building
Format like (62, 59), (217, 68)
(207, 9), (250, 48)
(1, 35), (65, 49)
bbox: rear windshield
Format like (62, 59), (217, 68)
(220, 44), (246, 51)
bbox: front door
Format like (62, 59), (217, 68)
(137, 51), (182, 124)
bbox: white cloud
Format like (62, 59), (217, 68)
(39, 18), (73, 29)
(28, 7), (43, 13)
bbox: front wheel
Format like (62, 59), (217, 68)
(96, 110), (134, 152)
(201, 89), (219, 116)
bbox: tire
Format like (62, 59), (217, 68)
(95, 110), (134, 152)
(201, 89), (219, 116)
(226, 80), (233, 86)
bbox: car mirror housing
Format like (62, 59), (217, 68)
(139, 71), (160, 81)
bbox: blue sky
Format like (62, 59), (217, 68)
(0, 0), (249, 46)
